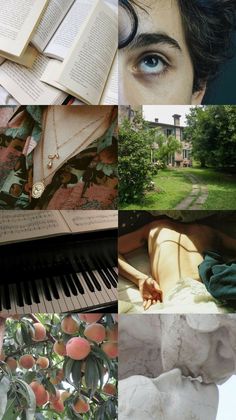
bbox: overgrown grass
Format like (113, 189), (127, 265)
(119, 167), (236, 210)
(184, 168), (236, 209)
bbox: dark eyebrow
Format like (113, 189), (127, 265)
(127, 33), (182, 51)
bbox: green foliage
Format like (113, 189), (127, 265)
(184, 105), (236, 169)
(0, 314), (118, 420)
(119, 112), (182, 204)
(119, 113), (154, 204)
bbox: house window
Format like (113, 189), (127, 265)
(183, 149), (188, 159)
(166, 129), (173, 137)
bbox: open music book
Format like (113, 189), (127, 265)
(0, 0), (48, 59)
(0, 0), (117, 105)
(0, 210), (118, 245)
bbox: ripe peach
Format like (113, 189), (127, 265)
(53, 341), (67, 356)
(61, 316), (79, 334)
(66, 337), (91, 360)
(103, 383), (116, 395)
(19, 354), (35, 369)
(6, 357), (17, 371)
(61, 391), (71, 402)
(30, 381), (49, 406)
(101, 342), (118, 359)
(106, 324), (118, 342)
(31, 323), (47, 341)
(73, 398), (90, 413)
(51, 399), (64, 413)
(36, 356), (49, 369)
(79, 314), (103, 324)
(49, 390), (61, 403)
(84, 323), (106, 343)
(50, 368), (64, 384)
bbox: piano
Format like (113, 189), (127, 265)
(0, 229), (117, 315)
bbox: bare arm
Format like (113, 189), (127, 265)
(118, 223), (162, 309)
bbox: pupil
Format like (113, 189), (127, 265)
(144, 56), (158, 67)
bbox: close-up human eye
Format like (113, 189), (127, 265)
(134, 54), (169, 75)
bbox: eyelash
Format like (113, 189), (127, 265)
(133, 53), (170, 77)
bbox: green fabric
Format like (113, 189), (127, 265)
(199, 251), (236, 306)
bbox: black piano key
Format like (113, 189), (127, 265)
(91, 256), (115, 288)
(70, 272), (85, 295)
(74, 256), (95, 292)
(59, 275), (72, 297)
(62, 257), (84, 295)
(94, 265), (112, 289)
(107, 267), (118, 284)
(21, 282), (32, 305)
(47, 276), (60, 300)
(3, 284), (11, 310)
(80, 256), (102, 291)
(15, 283), (24, 307)
(98, 257), (117, 288)
(41, 278), (52, 301)
(30, 280), (41, 304)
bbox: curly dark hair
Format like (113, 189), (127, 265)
(119, 0), (236, 92)
(178, 0), (236, 91)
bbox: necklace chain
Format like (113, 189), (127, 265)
(32, 107), (106, 199)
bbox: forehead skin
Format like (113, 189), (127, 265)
(119, 0), (201, 105)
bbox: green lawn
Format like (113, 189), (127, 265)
(120, 167), (236, 210)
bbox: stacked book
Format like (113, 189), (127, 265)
(0, 0), (118, 105)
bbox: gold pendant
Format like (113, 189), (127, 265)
(47, 153), (60, 169)
(32, 181), (45, 199)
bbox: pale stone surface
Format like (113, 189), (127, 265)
(119, 314), (236, 419)
(119, 370), (219, 420)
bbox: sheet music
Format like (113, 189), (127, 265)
(0, 210), (68, 244)
(61, 210), (118, 232)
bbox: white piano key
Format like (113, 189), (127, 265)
(91, 270), (115, 303)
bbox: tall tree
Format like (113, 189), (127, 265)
(185, 106), (236, 169)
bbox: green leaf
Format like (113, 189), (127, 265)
(43, 377), (56, 396)
(84, 355), (99, 392)
(14, 378), (36, 420)
(20, 323), (32, 346)
(71, 360), (82, 389)
(0, 376), (10, 419)
(64, 357), (75, 386)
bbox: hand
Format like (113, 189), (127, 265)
(139, 277), (162, 311)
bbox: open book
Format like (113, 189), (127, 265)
(0, 0), (118, 105)
(42, 0), (118, 105)
(31, 0), (97, 61)
(0, 210), (118, 245)
(0, 0), (48, 59)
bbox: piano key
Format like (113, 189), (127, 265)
(54, 276), (75, 312)
(0, 232), (117, 314)
(91, 270), (115, 303)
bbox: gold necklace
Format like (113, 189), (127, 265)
(32, 108), (106, 199)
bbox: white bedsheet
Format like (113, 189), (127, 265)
(118, 248), (233, 314)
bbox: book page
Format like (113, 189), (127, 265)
(32, 0), (75, 52)
(61, 210), (118, 233)
(44, 0), (96, 61)
(57, 0), (117, 105)
(0, 54), (67, 105)
(0, 210), (69, 245)
(0, 45), (38, 68)
(101, 52), (118, 104)
(0, 0), (48, 57)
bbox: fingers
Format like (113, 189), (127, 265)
(143, 299), (152, 310)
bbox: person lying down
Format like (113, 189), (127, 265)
(118, 219), (236, 311)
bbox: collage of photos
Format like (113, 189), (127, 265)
(0, 0), (236, 419)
